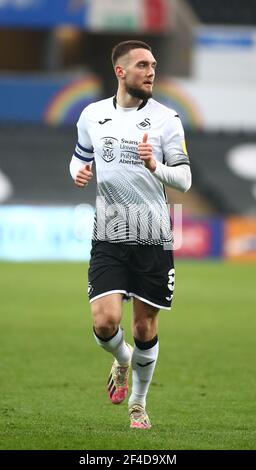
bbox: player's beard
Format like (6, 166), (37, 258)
(125, 83), (153, 100)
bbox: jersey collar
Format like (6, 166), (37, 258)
(113, 96), (148, 111)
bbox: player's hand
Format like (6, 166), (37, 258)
(138, 133), (156, 172)
(75, 164), (93, 187)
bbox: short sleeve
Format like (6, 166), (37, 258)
(161, 113), (190, 167)
(73, 109), (94, 163)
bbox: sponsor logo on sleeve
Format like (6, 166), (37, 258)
(182, 140), (188, 156)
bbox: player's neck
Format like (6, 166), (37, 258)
(116, 89), (142, 109)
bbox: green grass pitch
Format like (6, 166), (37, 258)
(0, 261), (255, 450)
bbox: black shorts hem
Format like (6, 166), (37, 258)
(90, 289), (171, 310)
(89, 289), (128, 303)
(129, 292), (171, 310)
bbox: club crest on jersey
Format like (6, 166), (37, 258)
(101, 136), (118, 162)
(136, 118), (151, 130)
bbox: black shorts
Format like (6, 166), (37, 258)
(88, 241), (175, 310)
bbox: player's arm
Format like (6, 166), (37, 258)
(69, 110), (94, 188)
(70, 158), (93, 187)
(150, 161), (191, 192)
(138, 131), (191, 193)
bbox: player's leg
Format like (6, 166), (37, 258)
(91, 294), (133, 404)
(127, 245), (175, 427)
(88, 242), (133, 404)
(128, 299), (159, 428)
(91, 293), (130, 364)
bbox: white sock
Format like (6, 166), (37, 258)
(93, 327), (131, 365)
(128, 336), (159, 409)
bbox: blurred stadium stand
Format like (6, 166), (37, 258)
(188, 131), (256, 216)
(0, 124), (96, 206)
(187, 0), (256, 25)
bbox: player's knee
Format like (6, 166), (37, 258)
(92, 308), (119, 339)
(94, 323), (118, 339)
(133, 318), (156, 342)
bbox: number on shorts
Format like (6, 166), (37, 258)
(167, 268), (175, 292)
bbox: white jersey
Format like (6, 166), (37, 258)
(73, 96), (190, 245)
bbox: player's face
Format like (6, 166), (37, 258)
(123, 48), (157, 100)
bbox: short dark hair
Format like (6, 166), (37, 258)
(111, 40), (152, 67)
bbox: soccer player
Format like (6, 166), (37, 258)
(70, 40), (191, 429)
